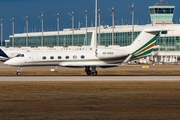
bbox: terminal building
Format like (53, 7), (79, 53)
(5, 2), (180, 63)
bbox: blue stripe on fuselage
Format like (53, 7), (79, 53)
(0, 49), (9, 58)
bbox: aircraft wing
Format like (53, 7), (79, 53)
(0, 56), (9, 61)
(0, 49), (9, 61)
(63, 64), (118, 68)
(144, 29), (168, 33)
(0, 49), (8, 58)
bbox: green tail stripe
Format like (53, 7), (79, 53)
(133, 42), (155, 56)
(132, 49), (152, 58)
(132, 34), (158, 55)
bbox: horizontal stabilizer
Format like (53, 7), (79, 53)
(152, 45), (160, 49)
(144, 29), (168, 33)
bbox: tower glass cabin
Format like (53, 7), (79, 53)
(149, 2), (175, 25)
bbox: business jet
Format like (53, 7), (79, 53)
(4, 29), (163, 76)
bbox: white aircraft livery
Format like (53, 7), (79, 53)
(0, 47), (61, 61)
(4, 29), (163, 76)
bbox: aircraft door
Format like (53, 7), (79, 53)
(32, 54), (38, 64)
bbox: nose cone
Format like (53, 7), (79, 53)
(4, 57), (24, 67)
(4, 59), (13, 66)
(4, 58), (19, 66)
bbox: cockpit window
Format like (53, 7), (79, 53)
(15, 54), (24, 57)
(15, 54), (21, 57)
(21, 54), (24, 57)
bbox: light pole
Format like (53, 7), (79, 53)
(83, 10), (88, 45)
(10, 18), (14, 47)
(54, 13), (60, 46)
(91, 21), (94, 27)
(121, 18), (126, 25)
(78, 21), (82, 30)
(23, 16), (28, 47)
(95, 0), (98, 48)
(68, 12), (74, 46)
(132, 4), (135, 43)
(0, 19), (3, 47)
(38, 13), (44, 46)
(98, 9), (100, 45)
(129, 4), (135, 43)
(109, 7), (115, 45)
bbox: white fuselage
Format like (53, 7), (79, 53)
(5, 48), (129, 67)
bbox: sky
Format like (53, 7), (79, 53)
(0, 0), (180, 42)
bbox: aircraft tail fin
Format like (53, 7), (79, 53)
(129, 29), (166, 58)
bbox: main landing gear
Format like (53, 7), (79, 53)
(85, 66), (98, 76)
(16, 67), (23, 76)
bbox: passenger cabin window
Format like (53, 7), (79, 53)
(65, 56), (69, 59)
(58, 56), (62, 59)
(73, 55), (77, 59)
(81, 55), (85, 59)
(42, 56), (46, 60)
(21, 54), (24, 57)
(50, 56), (54, 59)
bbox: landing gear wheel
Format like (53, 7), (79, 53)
(92, 71), (98, 76)
(86, 70), (91, 75)
(16, 72), (21, 76)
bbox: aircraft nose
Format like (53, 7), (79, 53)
(4, 59), (13, 66)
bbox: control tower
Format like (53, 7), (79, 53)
(149, 0), (175, 25)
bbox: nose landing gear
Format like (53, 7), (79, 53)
(16, 67), (23, 76)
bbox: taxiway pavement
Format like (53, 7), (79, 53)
(0, 76), (180, 81)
